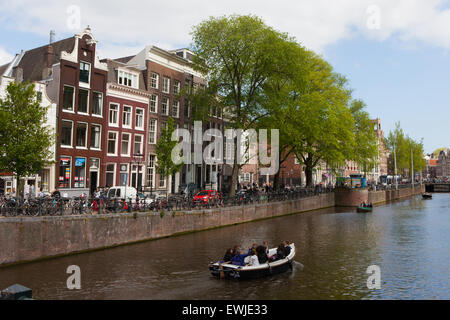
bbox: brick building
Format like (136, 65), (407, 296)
(101, 59), (151, 190)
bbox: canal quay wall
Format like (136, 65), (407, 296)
(0, 193), (335, 267)
(334, 185), (425, 207)
(0, 186), (424, 267)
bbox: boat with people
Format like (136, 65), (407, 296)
(357, 202), (373, 213)
(209, 242), (296, 280)
(422, 193), (432, 199)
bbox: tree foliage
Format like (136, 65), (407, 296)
(385, 122), (426, 176)
(0, 81), (54, 197)
(155, 117), (183, 197)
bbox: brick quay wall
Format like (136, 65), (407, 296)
(0, 186), (424, 267)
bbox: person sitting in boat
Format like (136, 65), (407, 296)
(247, 243), (258, 255)
(263, 241), (269, 255)
(247, 250), (260, 266)
(230, 247), (250, 266)
(223, 248), (234, 263)
(256, 245), (268, 264)
(275, 244), (286, 261)
(283, 240), (291, 256)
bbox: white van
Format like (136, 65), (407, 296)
(107, 186), (137, 202)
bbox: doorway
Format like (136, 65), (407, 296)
(90, 171), (98, 196)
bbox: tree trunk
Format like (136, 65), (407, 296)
(305, 166), (313, 187)
(229, 165), (238, 197)
(273, 171), (280, 190)
(16, 175), (23, 199)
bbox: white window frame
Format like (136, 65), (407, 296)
(62, 85), (75, 113)
(150, 94), (158, 113)
(121, 132), (131, 157)
(148, 119), (157, 144)
(162, 77), (170, 93)
(109, 103), (120, 127)
(59, 155), (72, 188)
(118, 69), (139, 89)
(122, 105), (132, 129)
(61, 119), (74, 148)
(134, 134), (144, 155)
(173, 80), (180, 94)
(79, 61), (91, 86)
(90, 123), (102, 151)
(92, 91), (103, 117)
(161, 97), (169, 116)
(107, 131), (119, 156)
(105, 163), (116, 188)
(78, 88), (90, 115)
(135, 108), (145, 130)
(150, 72), (159, 89)
(75, 121), (88, 149)
(172, 100), (179, 118)
(147, 154), (156, 188)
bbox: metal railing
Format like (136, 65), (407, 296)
(0, 187), (335, 217)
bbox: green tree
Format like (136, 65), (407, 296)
(190, 14), (299, 196)
(349, 99), (379, 176)
(385, 122), (426, 178)
(155, 117), (183, 198)
(0, 81), (54, 198)
(289, 51), (356, 186)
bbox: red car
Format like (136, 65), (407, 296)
(192, 190), (219, 205)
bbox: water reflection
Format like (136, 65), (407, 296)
(0, 194), (449, 299)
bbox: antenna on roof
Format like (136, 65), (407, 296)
(50, 30), (55, 44)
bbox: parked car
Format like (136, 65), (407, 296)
(192, 190), (219, 205)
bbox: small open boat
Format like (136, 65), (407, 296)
(209, 244), (295, 280)
(357, 206), (373, 213)
(422, 193), (432, 199)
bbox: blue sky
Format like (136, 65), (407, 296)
(0, 0), (449, 153)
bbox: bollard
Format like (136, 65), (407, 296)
(0, 284), (33, 300)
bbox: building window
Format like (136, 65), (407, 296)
(150, 72), (159, 89)
(173, 80), (180, 94)
(92, 92), (102, 116)
(63, 86), (75, 111)
(76, 122), (88, 148)
(61, 120), (73, 147)
(105, 164), (116, 187)
(147, 155), (155, 188)
(74, 157), (86, 188)
(159, 173), (166, 188)
(118, 70), (138, 88)
(121, 133), (131, 156)
(172, 100), (179, 118)
(59, 157), (71, 188)
(109, 103), (119, 126)
(149, 119), (157, 144)
(36, 91), (42, 102)
(135, 108), (144, 130)
(134, 134), (143, 155)
(80, 61), (90, 83)
(119, 164), (129, 186)
(90, 124), (101, 150)
(150, 95), (158, 113)
(161, 97), (169, 115)
(122, 106), (132, 128)
(78, 88), (89, 114)
(107, 131), (118, 155)
(162, 77), (170, 93)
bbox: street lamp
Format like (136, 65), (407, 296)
(133, 152), (144, 193)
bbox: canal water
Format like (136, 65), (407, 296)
(1, 194), (449, 299)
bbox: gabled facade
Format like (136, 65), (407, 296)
(102, 59), (151, 190)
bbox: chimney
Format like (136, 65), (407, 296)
(50, 30), (55, 44)
(43, 42), (55, 79)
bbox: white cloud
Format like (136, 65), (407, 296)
(2, 0), (450, 56)
(0, 46), (13, 65)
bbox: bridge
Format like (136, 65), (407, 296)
(425, 184), (450, 193)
